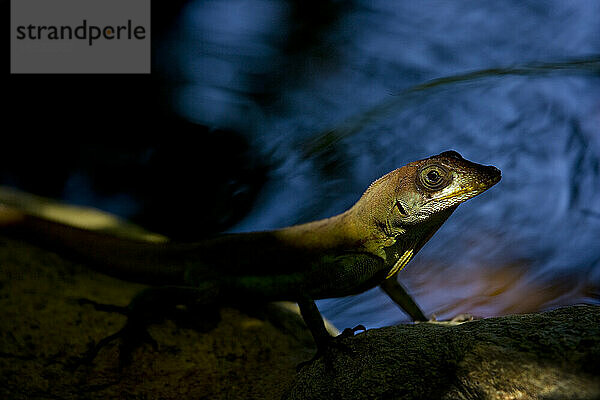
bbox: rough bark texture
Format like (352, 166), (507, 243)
(0, 236), (315, 400)
(285, 305), (600, 400)
(1, 233), (599, 400)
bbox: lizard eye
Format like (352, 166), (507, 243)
(419, 164), (450, 191)
(427, 170), (441, 183)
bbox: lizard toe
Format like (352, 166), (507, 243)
(338, 324), (366, 339)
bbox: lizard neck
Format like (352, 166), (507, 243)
(272, 211), (364, 252)
(379, 206), (458, 269)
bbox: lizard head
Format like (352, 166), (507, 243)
(353, 150), (501, 240)
(393, 150), (501, 226)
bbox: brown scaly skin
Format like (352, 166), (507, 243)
(0, 151), (501, 363)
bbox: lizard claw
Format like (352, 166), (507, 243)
(339, 324), (366, 338)
(450, 313), (475, 323)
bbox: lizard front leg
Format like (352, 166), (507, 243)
(380, 273), (427, 321)
(297, 252), (385, 349)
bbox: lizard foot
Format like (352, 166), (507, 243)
(296, 326), (366, 371)
(423, 313), (477, 326)
(339, 324), (366, 338)
(68, 297), (161, 370)
(70, 286), (219, 369)
(71, 315), (158, 370)
(450, 313), (475, 323)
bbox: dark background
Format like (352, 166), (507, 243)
(5, 0), (269, 240)
(5, 0), (600, 329)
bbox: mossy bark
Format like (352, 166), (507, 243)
(285, 305), (600, 400)
(0, 236), (314, 400)
(1, 234), (598, 400)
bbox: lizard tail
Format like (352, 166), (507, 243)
(0, 198), (186, 285)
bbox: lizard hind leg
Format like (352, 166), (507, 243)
(75, 282), (221, 368)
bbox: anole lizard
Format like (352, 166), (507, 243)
(0, 150), (500, 362)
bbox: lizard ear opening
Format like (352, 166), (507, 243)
(396, 201), (408, 217)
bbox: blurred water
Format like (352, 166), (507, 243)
(165, 0), (600, 328)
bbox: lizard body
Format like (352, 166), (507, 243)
(0, 150), (500, 357)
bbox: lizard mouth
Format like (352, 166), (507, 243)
(485, 165), (502, 186)
(465, 165), (502, 195)
(426, 166), (501, 204)
(476, 172), (501, 192)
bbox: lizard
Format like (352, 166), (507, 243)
(0, 150), (500, 363)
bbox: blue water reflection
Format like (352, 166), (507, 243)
(164, 0), (600, 328)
